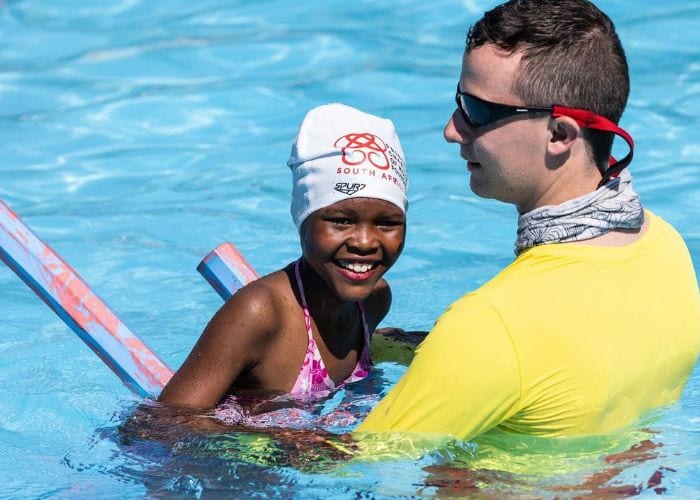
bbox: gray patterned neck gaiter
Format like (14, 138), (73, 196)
(515, 169), (644, 255)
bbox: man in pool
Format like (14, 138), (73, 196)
(357, 0), (700, 440)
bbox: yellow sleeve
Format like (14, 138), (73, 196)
(357, 293), (522, 440)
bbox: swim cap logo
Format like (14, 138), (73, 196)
(334, 182), (366, 196)
(334, 133), (390, 170)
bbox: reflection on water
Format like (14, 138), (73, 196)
(423, 438), (671, 497)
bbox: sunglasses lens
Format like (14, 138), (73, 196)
(458, 94), (492, 127)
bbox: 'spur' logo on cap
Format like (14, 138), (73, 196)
(334, 133), (389, 170)
(334, 182), (366, 195)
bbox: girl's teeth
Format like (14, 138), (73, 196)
(339, 260), (373, 273)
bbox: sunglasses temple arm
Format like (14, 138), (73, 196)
(552, 106), (634, 186)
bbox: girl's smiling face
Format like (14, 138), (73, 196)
(300, 197), (406, 302)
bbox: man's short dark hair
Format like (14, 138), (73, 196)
(467, 0), (630, 171)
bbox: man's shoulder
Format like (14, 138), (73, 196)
(441, 290), (500, 318)
(642, 210), (688, 246)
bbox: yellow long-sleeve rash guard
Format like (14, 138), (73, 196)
(358, 211), (700, 440)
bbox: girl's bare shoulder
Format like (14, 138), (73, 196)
(215, 268), (296, 336)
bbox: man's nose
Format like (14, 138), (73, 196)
(444, 108), (472, 144)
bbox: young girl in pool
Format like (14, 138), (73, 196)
(158, 103), (408, 415)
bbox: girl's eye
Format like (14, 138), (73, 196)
(326, 217), (353, 226)
(376, 218), (405, 228)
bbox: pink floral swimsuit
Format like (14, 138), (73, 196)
(288, 258), (372, 398)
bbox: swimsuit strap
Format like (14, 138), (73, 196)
(346, 300), (372, 384)
(293, 258), (313, 341)
(356, 302), (372, 365)
(290, 259), (333, 397)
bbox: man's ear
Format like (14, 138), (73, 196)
(547, 116), (580, 157)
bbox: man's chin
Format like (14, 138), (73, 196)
(469, 174), (493, 199)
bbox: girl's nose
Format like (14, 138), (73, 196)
(347, 225), (379, 254)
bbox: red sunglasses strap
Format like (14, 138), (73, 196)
(552, 106), (634, 185)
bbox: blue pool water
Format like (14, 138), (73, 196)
(1, 0), (699, 496)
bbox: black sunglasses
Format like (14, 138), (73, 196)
(455, 85), (551, 128)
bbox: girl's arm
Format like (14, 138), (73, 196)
(157, 282), (279, 409)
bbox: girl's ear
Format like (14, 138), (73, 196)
(547, 115), (580, 157)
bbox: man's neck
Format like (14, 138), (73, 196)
(517, 162), (602, 215)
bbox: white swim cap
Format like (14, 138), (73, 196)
(288, 103), (408, 230)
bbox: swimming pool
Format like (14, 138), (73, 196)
(1, 0), (699, 496)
